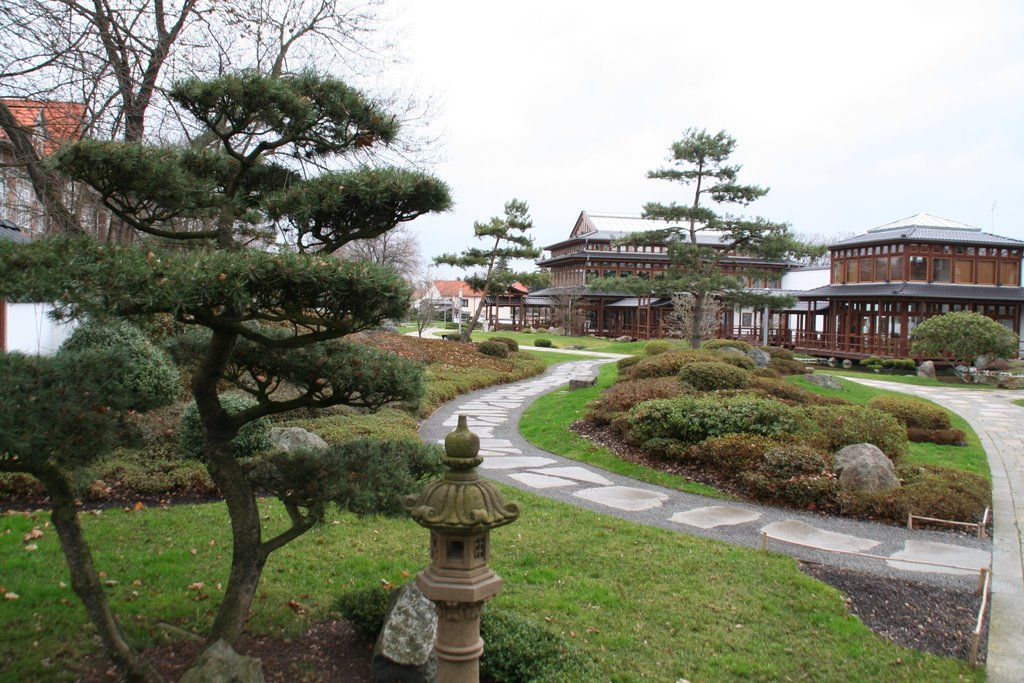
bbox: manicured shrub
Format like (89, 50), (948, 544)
(477, 340), (510, 358)
(490, 336), (520, 352)
(712, 351), (757, 371)
(626, 350), (719, 379)
(771, 358), (810, 376)
(616, 355), (641, 372)
(906, 427), (968, 446)
(248, 438), (444, 515)
(691, 433), (780, 475)
(860, 356), (917, 374)
(481, 609), (600, 683)
(638, 437), (693, 461)
(761, 346), (794, 361)
(645, 340), (672, 356)
(750, 376), (817, 404)
(335, 585), (391, 638)
(867, 396), (952, 430)
(753, 367), (783, 379)
(801, 404), (908, 459)
(840, 464), (990, 523)
(678, 360), (751, 391)
(534, 338), (554, 348)
(179, 393), (272, 460)
(61, 319), (181, 409)
(742, 444), (838, 509)
(585, 377), (687, 425)
(702, 338), (752, 352)
(629, 395), (806, 447)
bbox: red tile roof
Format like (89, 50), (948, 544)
(0, 99), (85, 155)
(433, 280), (483, 297)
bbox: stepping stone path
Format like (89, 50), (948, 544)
(424, 360), (993, 588)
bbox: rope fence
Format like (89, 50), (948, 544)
(907, 507), (989, 540)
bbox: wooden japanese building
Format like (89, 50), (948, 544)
(794, 213), (1024, 359)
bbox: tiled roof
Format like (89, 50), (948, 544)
(432, 280), (483, 297)
(799, 282), (1024, 302)
(0, 99), (85, 155)
(0, 219), (31, 243)
(831, 213), (1024, 248)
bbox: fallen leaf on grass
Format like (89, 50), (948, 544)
(24, 544), (38, 552)
(188, 582), (204, 591)
(23, 528), (43, 542)
(4, 592), (18, 601)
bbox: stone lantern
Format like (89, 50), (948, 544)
(406, 414), (520, 682)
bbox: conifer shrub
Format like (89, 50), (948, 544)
(741, 444), (838, 508)
(616, 355), (641, 372)
(691, 433), (780, 475)
(801, 404), (908, 459)
(481, 609), (601, 682)
(62, 319), (181, 409)
(629, 395), (806, 447)
(702, 338), (752, 352)
(534, 338), (554, 348)
(644, 340), (672, 356)
(749, 376), (817, 404)
(867, 396), (952, 430)
(677, 360), (751, 391)
(712, 351), (757, 371)
(490, 336), (520, 352)
(585, 377), (687, 425)
(180, 393), (272, 460)
(761, 345), (795, 361)
(771, 358), (811, 375)
(477, 340), (510, 358)
(839, 464), (989, 523)
(626, 349), (719, 379)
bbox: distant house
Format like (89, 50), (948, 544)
(0, 98), (123, 240)
(0, 220), (75, 353)
(795, 213), (1024, 359)
(421, 280), (485, 326)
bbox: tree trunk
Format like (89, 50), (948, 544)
(36, 466), (164, 683)
(691, 291), (705, 349)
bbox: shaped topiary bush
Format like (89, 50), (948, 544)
(585, 377), (687, 425)
(61, 319), (181, 409)
(616, 355), (641, 372)
(626, 349), (720, 379)
(761, 346), (794, 361)
(750, 376), (818, 404)
(481, 609), (601, 682)
(906, 427), (968, 446)
(180, 393), (272, 460)
(678, 360), (751, 391)
(802, 404), (908, 459)
(534, 338), (554, 348)
(741, 444), (838, 509)
(867, 396), (952, 430)
(702, 338), (752, 352)
(478, 340), (510, 358)
(629, 394), (806, 447)
(489, 336), (520, 352)
(645, 340), (672, 356)
(692, 433), (780, 475)
(712, 351), (757, 371)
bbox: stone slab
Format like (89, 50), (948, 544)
(528, 466), (613, 486)
(886, 540), (991, 576)
(574, 485), (668, 512)
(670, 506), (762, 529)
(761, 520), (880, 553)
(479, 456), (556, 470)
(509, 472), (579, 489)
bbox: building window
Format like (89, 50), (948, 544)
(978, 261), (996, 284)
(845, 259), (857, 283)
(874, 256), (888, 281)
(999, 261), (1019, 285)
(741, 312), (752, 327)
(909, 256), (928, 281)
(889, 255), (903, 280)
(933, 258), (952, 282)
(832, 261), (843, 283)
(954, 259), (974, 284)
(858, 258), (872, 282)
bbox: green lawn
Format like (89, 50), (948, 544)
(790, 375), (990, 479)
(1013, 398), (1024, 409)
(519, 363), (722, 497)
(820, 367), (1003, 390)
(0, 495), (982, 682)
(518, 348), (607, 366)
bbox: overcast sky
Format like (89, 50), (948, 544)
(386, 1), (1024, 277)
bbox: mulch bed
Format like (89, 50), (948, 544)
(570, 418), (990, 662)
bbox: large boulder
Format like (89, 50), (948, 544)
(371, 583), (438, 682)
(975, 354), (993, 371)
(269, 427), (328, 452)
(841, 359), (853, 369)
(180, 640), (265, 683)
(614, 335), (632, 343)
(569, 376), (597, 390)
(917, 360), (936, 379)
(746, 348), (771, 368)
(997, 375), (1020, 390)
(803, 374), (843, 390)
(834, 443), (899, 494)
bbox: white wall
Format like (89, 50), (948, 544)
(5, 303), (77, 355)
(781, 266), (830, 291)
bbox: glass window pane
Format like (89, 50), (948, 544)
(846, 260), (858, 283)
(909, 256), (928, 281)
(889, 255), (903, 280)
(954, 259), (974, 283)
(999, 261), (1019, 285)
(859, 258), (872, 281)
(875, 256), (888, 281)
(933, 258), (952, 282)
(978, 261), (996, 284)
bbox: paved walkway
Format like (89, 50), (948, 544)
(418, 362), (997, 599)
(844, 377), (1024, 682)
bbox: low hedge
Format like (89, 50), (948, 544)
(534, 338), (554, 348)
(626, 350), (720, 379)
(801, 404), (908, 460)
(478, 340), (510, 358)
(906, 427), (968, 446)
(645, 340), (672, 356)
(490, 336), (520, 352)
(713, 351), (757, 371)
(678, 360), (751, 391)
(629, 394), (806, 447)
(585, 377), (687, 425)
(702, 339), (752, 352)
(749, 376), (818, 404)
(866, 396), (952, 430)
